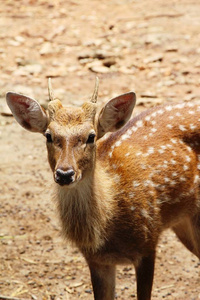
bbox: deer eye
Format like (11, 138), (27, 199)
(45, 132), (53, 143)
(86, 133), (96, 144)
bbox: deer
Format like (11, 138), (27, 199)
(6, 77), (200, 300)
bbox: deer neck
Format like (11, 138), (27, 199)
(55, 161), (114, 253)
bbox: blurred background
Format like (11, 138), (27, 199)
(0, 0), (200, 299)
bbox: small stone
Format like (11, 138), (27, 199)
(144, 54), (163, 64)
(119, 66), (135, 74)
(8, 39), (21, 47)
(103, 58), (116, 68)
(40, 42), (54, 55)
(137, 97), (163, 107)
(89, 65), (111, 73)
(23, 64), (43, 74)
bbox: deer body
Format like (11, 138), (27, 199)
(6, 82), (200, 300)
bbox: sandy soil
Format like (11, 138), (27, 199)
(0, 0), (200, 299)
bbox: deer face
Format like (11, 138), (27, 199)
(45, 101), (97, 187)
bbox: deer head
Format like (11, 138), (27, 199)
(6, 78), (136, 188)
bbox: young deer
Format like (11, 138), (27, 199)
(6, 78), (200, 300)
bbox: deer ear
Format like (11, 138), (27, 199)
(6, 92), (48, 133)
(97, 91), (136, 138)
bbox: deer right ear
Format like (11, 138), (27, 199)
(6, 92), (48, 133)
(97, 91), (136, 138)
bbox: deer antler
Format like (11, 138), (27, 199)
(48, 77), (54, 102)
(90, 77), (99, 103)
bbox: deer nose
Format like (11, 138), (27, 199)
(55, 168), (75, 186)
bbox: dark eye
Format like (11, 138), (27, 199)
(45, 132), (53, 143)
(86, 133), (96, 144)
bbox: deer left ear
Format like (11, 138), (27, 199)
(97, 91), (136, 138)
(6, 92), (48, 133)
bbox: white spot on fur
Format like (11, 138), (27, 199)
(189, 110), (195, 115)
(109, 151), (113, 158)
(151, 128), (157, 133)
(115, 140), (122, 147)
(171, 138), (177, 144)
(133, 181), (140, 188)
(180, 176), (186, 182)
(170, 180), (176, 186)
(183, 165), (189, 171)
(130, 206), (135, 211)
(152, 112), (157, 117)
(197, 164), (200, 170)
(194, 175), (200, 184)
(179, 125), (186, 131)
(144, 152), (150, 157)
(147, 147), (154, 154)
(158, 149), (165, 154)
(125, 152), (130, 157)
(167, 124), (173, 129)
(169, 116), (174, 120)
(186, 146), (192, 152)
(121, 133), (130, 141)
(157, 109), (164, 115)
(166, 105), (172, 111)
(171, 159), (176, 165)
(151, 120), (156, 125)
(175, 112), (182, 117)
(145, 115), (151, 121)
(167, 144), (173, 148)
(149, 190), (154, 196)
(164, 177), (170, 183)
(136, 120), (143, 128)
(141, 208), (152, 221)
(185, 155), (191, 162)
(172, 172), (178, 177)
(132, 126), (138, 132)
(175, 103), (185, 109)
(161, 145), (167, 150)
(172, 150), (177, 156)
(190, 124), (197, 130)
(144, 180), (152, 187)
(136, 151), (143, 156)
(187, 102), (195, 107)
(127, 129), (132, 136)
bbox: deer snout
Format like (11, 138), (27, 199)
(55, 168), (75, 186)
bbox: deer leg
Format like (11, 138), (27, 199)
(88, 262), (116, 300)
(173, 215), (200, 259)
(135, 252), (155, 300)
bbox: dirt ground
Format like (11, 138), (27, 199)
(0, 0), (200, 299)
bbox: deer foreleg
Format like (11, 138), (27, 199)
(88, 262), (116, 300)
(135, 252), (155, 300)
